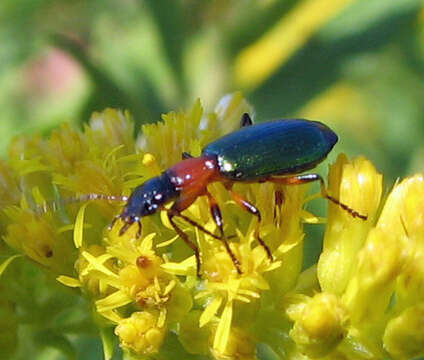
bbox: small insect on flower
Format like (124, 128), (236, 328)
(106, 113), (366, 276)
(44, 114), (367, 277)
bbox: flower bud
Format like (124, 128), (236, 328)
(343, 228), (406, 325)
(383, 303), (424, 360)
(115, 311), (166, 355)
(319, 155), (383, 295)
(288, 293), (347, 358)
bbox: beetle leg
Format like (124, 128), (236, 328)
(108, 214), (121, 231)
(206, 191), (242, 274)
(119, 221), (132, 236)
(170, 208), (239, 242)
(167, 209), (202, 277)
(240, 113), (253, 127)
(171, 195), (228, 241)
(182, 152), (193, 160)
(274, 189), (284, 227)
(228, 189), (273, 261)
(136, 220), (142, 238)
(268, 174), (367, 220)
(167, 194), (232, 277)
(173, 211), (228, 240)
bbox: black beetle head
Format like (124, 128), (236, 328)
(114, 175), (178, 237)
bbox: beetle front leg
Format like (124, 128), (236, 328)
(167, 209), (202, 277)
(171, 198), (230, 242)
(268, 174), (367, 220)
(227, 187), (273, 261)
(206, 191), (242, 274)
(181, 152), (193, 160)
(108, 214), (121, 231)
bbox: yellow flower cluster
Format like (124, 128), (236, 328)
(287, 156), (424, 359)
(0, 93), (423, 360)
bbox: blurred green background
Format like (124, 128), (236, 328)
(1, 0), (424, 359)
(2, 0), (424, 182)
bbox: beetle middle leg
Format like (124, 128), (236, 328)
(268, 174), (367, 220)
(205, 190), (242, 274)
(166, 196), (239, 276)
(226, 186), (273, 261)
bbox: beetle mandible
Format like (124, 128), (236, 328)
(107, 113), (366, 276)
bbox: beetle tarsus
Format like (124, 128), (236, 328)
(223, 239), (242, 274)
(325, 194), (367, 220)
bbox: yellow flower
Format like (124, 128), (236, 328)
(383, 303), (424, 360)
(115, 311), (166, 355)
(210, 326), (257, 360)
(287, 293), (348, 358)
(1, 93), (422, 360)
(318, 154), (383, 295)
(301, 157), (424, 359)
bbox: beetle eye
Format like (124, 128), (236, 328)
(142, 201), (156, 215)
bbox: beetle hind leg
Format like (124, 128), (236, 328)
(268, 174), (367, 220)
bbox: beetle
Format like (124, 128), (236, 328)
(107, 113), (366, 276)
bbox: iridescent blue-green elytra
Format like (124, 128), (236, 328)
(202, 119), (338, 181)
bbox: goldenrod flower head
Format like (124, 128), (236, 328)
(318, 154), (383, 295)
(314, 159), (424, 359)
(115, 311), (166, 355)
(383, 303), (424, 360)
(76, 244), (112, 296)
(210, 326), (257, 360)
(1, 93), (422, 360)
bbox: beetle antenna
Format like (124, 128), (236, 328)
(35, 194), (128, 215)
